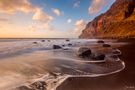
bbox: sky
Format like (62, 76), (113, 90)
(0, 0), (115, 38)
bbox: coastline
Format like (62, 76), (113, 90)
(57, 39), (135, 90)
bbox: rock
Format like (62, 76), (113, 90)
(30, 81), (47, 90)
(41, 40), (45, 42)
(33, 42), (38, 44)
(62, 45), (65, 47)
(68, 43), (72, 46)
(103, 44), (111, 47)
(53, 45), (62, 49)
(17, 85), (32, 90)
(112, 49), (122, 55)
(97, 40), (104, 43)
(90, 53), (105, 60)
(78, 47), (92, 58)
(66, 39), (70, 41)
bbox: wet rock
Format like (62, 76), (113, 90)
(33, 42), (38, 44)
(112, 49), (121, 55)
(30, 81), (47, 90)
(103, 44), (111, 47)
(41, 40), (45, 42)
(17, 85), (32, 90)
(53, 45), (62, 49)
(97, 40), (104, 43)
(68, 43), (72, 46)
(78, 47), (92, 58)
(91, 53), (105, 60)
(66, 39), (70, 41)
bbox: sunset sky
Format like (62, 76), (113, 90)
(0, 0), (115, 38)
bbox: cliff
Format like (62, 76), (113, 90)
(79, 0), (135, 39)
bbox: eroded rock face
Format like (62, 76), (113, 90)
(79, 0), (135, 39)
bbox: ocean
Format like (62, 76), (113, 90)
(0, 38), (125, 90)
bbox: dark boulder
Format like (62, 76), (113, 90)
(66, 39), (70, 41)
(53, 45), (62, 49)
(41, 40), (45, 42)
(68, 43), (72, 46)
(33, 42), (38, 44)
(97, 40), (104, 43)
(91, 53), (105, 60)
(103, 44), (111, 47)
(78, 47), (92, 58)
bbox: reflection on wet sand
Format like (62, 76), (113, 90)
(0, 39), (126, 90)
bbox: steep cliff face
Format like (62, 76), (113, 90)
(79, 0), (135, 38)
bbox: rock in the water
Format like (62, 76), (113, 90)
(66, 39), (70, 41)
(17, 85), (32, 90)
(112, 49), (121, 55)
(33, 42), (38, 44)
(53, 45), (62, 49)
(68, 43), (72, 46)
(90, 53), (105, 60)
(41, 40), (45, 42)
(62, 44), (65, 47)
(78, 47), (92, 58)
(30, 81), (47, 90)
(103, 44), (111, 47)
(97, 40), (104, 43)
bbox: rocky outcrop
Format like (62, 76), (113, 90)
(79, 0), (135, 39)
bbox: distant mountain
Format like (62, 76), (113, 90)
(79, 0), (135, 39)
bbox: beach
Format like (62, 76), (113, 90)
(57, 39), (135, 90)
(0, 39), (129, 90)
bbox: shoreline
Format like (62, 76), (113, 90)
(57, 39), (135, 90)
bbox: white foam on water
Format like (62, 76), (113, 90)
(0, 39), (126, 90)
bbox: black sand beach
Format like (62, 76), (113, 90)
(57, 39), (135, 90)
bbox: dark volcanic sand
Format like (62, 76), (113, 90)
(57, 39), (135, 90)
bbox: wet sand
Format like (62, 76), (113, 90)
(57, 39), (135, 90)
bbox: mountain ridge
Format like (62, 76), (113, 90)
(79, 0), (135, 39)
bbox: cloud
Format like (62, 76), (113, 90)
(74, 19), (86, 35)
(67, 19), (72, 23)
(0, 0), (53, 23)
(73, 1), (80, 8)
(0, 17), (9, 22)
(89, 0), (109, 14)
(33, 8), (53, 23)
(0, 0), (35, 14)
(52, 8), (61, 16)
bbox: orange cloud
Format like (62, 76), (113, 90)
(0, 0), (35, 14)
(33, 8), (53, 23)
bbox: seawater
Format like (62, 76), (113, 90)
(0, 39), (125, 90)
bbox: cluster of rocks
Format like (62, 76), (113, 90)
(78, 40), (122, 62)
(78, 47), (106, 61)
